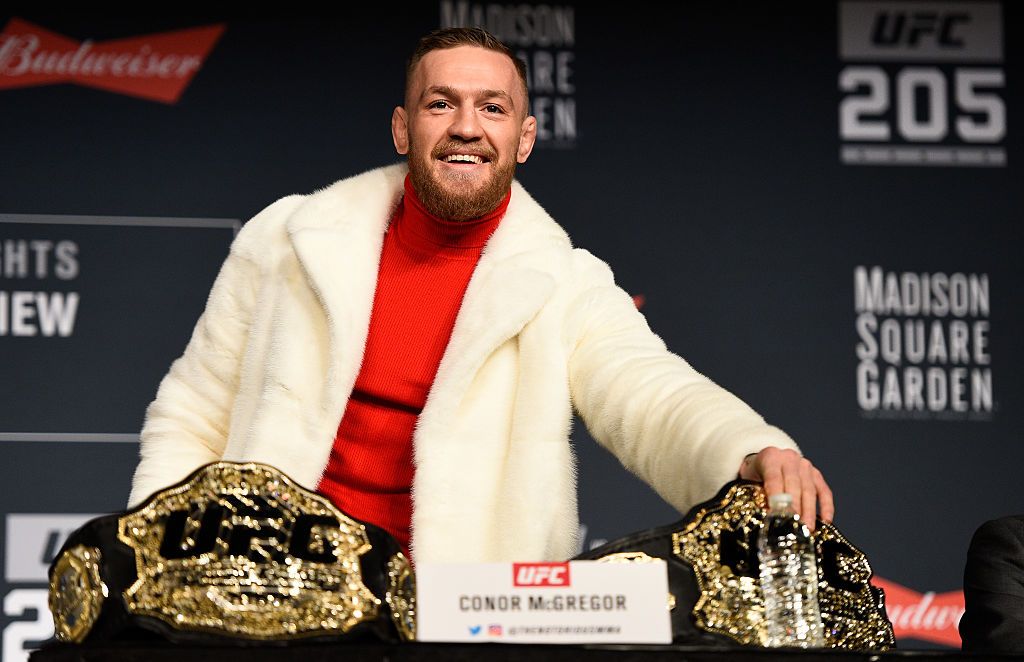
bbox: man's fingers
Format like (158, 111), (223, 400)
(760, 460), (784, 498)
(783, 461), (802, 519)
(799, 458), (816, 532)
(753, 448), (836, 533)
(814, 468), (835, 524)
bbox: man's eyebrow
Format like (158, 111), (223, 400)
(422, 85), (516, 110)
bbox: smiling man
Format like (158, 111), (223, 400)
(129, 28), (832, 563)
(393, 39), (535, 222)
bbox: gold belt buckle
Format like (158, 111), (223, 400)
(50, 462), (415, 643)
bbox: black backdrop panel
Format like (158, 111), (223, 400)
(1, 4), (1019, 656)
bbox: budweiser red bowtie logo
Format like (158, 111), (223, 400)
(513, 562), (570, 587)
(0, 19), (225, 103)
(873, 577), (964, 648)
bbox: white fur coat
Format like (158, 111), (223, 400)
(128, 163), (798, 562)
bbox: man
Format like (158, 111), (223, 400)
(960, 515), (1024, 652)
(129, 28), (832, 563)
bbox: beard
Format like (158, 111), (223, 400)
(408, 139), (516, 222)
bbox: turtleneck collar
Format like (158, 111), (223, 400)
(394, 174), (510, 253)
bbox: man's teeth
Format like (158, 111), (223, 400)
(444, 154), (484, 164)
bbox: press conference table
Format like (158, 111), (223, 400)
(30, 642), (1024, 661)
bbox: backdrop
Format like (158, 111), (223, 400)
(1, 3), (1019, 658)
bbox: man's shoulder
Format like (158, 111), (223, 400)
(500, 178), (575, 260)
(501, 179), (629, 289)
(232, 163), (407, 257)
(972, 515), (1024, 551)
(229, 194), (305, 260)
(307, 163), (408, 211)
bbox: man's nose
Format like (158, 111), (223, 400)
(448, 105), (484, 141)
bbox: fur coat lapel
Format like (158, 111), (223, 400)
(284, 166), (398, 421)
(283, 162), (570, 490)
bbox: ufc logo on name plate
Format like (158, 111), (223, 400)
(513, 562), (570, 587)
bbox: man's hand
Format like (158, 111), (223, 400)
(738, 447), (834, 531)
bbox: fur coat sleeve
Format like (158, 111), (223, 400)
(128, 195), (304, 506)
(566, 250), (798, 511)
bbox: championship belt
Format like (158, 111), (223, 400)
(48, 462), (416, 645)
(574, 480), (896, 650)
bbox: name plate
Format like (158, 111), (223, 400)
(416, 561), (671, 644)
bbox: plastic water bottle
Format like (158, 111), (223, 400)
(757, 492), (825, 648)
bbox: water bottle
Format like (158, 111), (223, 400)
(757, 492), (825, 647)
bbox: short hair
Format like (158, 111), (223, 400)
(406, 27), (530, 114)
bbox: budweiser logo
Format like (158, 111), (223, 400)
(0, 18), (224, 103)
(512, 562), (570, 587)
(873, 577), (964, 648)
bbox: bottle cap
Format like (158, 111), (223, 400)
(767, 493), (793, 510)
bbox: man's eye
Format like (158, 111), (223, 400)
(483, 104), (504, 114)
(429, 100), (451, 109)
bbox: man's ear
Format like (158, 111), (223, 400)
(392, 106), (409, 155)
(516, 115), (538, 163)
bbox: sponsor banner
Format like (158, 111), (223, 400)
(839, 2), (1003, 62)
(854, 266), (993, 420)
(3, 513), (97, 662)
(440, 1), (578, 148)
(837, 1), (1007, 167)
(873, 577), (964, 647)
(417, 561), (671, 643)
(0, 214), (233, 662)
(4, 514), (99, 583)
(0, 214), (236, 440)
(0, 18), (225, 103)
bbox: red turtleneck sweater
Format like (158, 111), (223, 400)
(317, 176), (510, 558)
